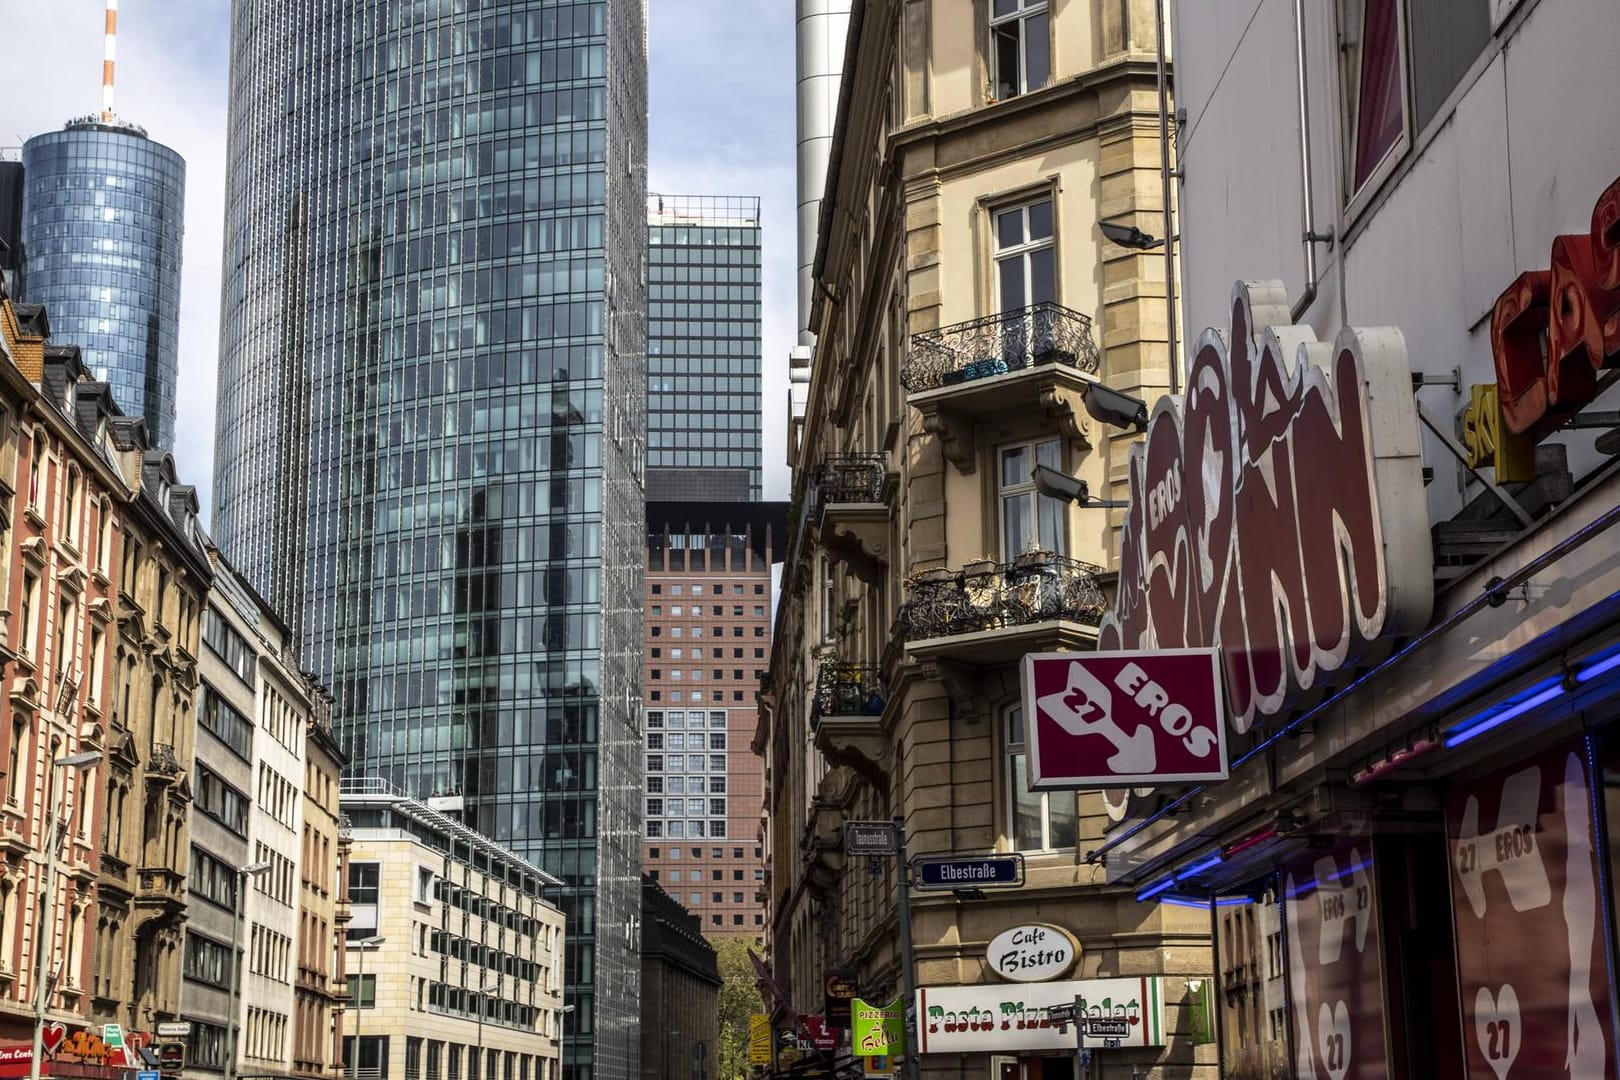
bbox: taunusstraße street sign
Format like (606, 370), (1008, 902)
(845, 820), (898, 854)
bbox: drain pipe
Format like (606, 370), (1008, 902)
(1084, 493), (1620, 868)
(1290, 0), (1332, 323)
(1155, 0), (1178, 395)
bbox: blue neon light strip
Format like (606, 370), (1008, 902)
(1576, 644), (1620, 684)
(1136, 850), (1224, 902)
(1443, 678), (1564, 748)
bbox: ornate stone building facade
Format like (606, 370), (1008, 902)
(103, 422), (211, 1031)
(760, 3), (1213, 1077)
(0, 298), (129, 1057)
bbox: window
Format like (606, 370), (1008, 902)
(990, 0), (1050, 100)
(183, 931), (234, 989)
(1340, 0), (1407, 198)
(995, 198), (1055, 314)
(63, 468), (81, 546)
(199, 684), (254, 759)
(349, 863), (380, 905)
(1005, 705), (1076, 850)
(6, 717), (25, 805)
(709, 733), (727, 750)
(999, 439), (1066, 556)
(194, 765), (249, 836)
(347, 974), (377, 1007)
(19, 572), (38, 657)
(27, 433), (43, 508)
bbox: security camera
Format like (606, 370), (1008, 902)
(1082, 383), (1150, 432)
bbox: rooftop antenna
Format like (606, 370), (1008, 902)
(100, 0), (117, 122)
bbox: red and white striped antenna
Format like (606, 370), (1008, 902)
(100, 0), (118, 122)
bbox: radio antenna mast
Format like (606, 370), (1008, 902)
(100, 0), (118, 122)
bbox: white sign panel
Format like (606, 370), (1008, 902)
(916, 978), (1166, 1053)
(985, 924), (1078, 983)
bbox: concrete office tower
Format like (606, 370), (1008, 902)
(787, 0), (851, 463)
(646, 196), (762, 502)
(20, 118), (185, 448)
(210, 4), (649, 1079)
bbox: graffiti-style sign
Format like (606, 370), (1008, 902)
(1492, 176), (1620, 438)
(1098, 280), (1433, 735)
(1447, 743), (1613, 1080)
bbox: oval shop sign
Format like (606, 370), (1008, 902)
(987, 923), (1078, 983)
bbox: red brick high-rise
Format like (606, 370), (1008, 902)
(641, 515), (774, 937)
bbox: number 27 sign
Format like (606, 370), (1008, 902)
(1021, 649), (1228, 788)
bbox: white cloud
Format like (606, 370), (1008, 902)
(3, 0), (229, 521)
(4, 0), (800, 518)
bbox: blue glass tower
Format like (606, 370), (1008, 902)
(21, 118), (185, 448)
(211, 4), (648, 1079)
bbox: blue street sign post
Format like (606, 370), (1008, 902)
(138, 1070), (162, 1080)
(911, 854), (1025, 891)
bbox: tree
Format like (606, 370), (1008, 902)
(712, 935), (765, 1080)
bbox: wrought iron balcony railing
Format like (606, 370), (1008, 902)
(811, 662), (887, 727)
(815, 453), (889, 508)
(902, 302), (1101, 394)
(897, 552), (1107, 641)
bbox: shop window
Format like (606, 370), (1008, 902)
(1004, 705), (1075, 851)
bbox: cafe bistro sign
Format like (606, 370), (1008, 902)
(986, 923), (1078, 983)
(1099, 280), (1433, 738)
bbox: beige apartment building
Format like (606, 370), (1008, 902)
(761, 3), (1213, 1078)
(340, 779), (566, 1080)
(296, 704), (349, 1080)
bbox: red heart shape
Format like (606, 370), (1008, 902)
(42, 1023), (66, 1055)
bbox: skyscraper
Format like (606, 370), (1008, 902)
(19, 117), (185, 448)
(211, 4), (649, 1079)
(646, 196), (762, 502)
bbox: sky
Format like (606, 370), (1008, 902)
(3, 0), (796, 519)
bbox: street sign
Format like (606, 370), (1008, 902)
(912, 854), (1024, 891)
(1083, 1019), (1131, 1038)
(155, 1022), (191, 1039)
(138, 1070), (162, 1080)
(102, 1025), (125, 1050)
(1022, 649), (1228, 788)
(844, 821), (897, 855)
(157, 1042), (185, 1073)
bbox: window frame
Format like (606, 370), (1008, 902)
(1002, 703), (1078, 853)
(991, 192), (1058, 322)
(997, 437), (1067, 558)
(988, 0), (1051, 101)
(1338, 0), (1413, 217)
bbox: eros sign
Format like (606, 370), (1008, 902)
(1022, 648), (1227, 787)
(1098, 280), (1433, 735)
(987, 923), (1078, 983)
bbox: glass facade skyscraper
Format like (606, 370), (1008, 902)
(210, 4), (648, 1079)
(646, 196), (762, 502)
(19, 119), (185, 448)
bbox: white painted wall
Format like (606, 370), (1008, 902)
(1172, 0), (1620, 523)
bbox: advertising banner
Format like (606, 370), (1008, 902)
(916, 979), (1165, 1053)
(1283, 840), (1388, 1080)
(1446, 742), (1613, 1080)
(797, 1015), (837, 1052)
(852, 999), (902, 1056)
(747, 1015), (773, 1066)
(1022, 649), (1226, 788)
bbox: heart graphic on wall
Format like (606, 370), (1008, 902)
(1475, 985), (1521, 1080)
(41, 1022), (66, 1056)
(1316, 1000), (1351, 1080)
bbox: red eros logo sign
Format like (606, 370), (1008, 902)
(1493, 176), (1620, 438)
(1097, 280), (1433, 736)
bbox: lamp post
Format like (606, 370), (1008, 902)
(28, 750), (102, 1080)
(349, 936), (385, 1080)
(225, 861), (273, 1080)
(474, 977), (499, 1080)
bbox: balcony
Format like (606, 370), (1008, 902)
(899, 552), (1106, 666)
(903, 303), (1102, 473)
(145, 743), (182, 787)
(811, 662), (889, 783)
(814, 453), (894, 582)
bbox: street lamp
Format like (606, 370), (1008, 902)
(225, 861), (273, 1080)
(348, 936), (385, 1080)
(1098, 220), (1165, 250)
(29, 750), (101, 1080)
(474, 977), (499, 1080)
(1031, 465), (1130, 510)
